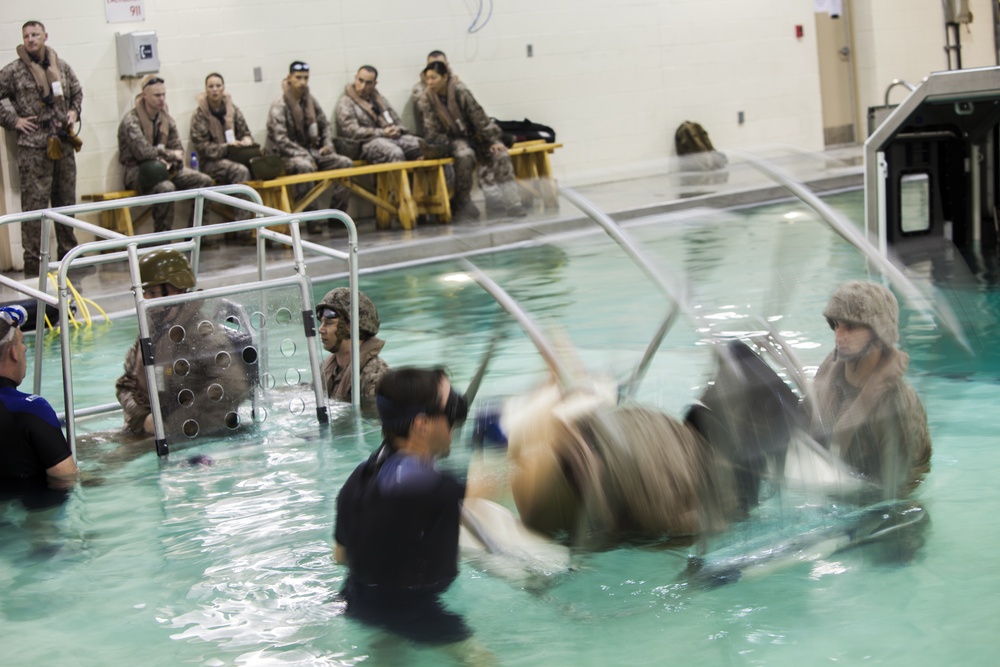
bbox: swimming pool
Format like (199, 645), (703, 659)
(3, 189), (998, 666)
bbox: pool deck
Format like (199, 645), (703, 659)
(3, 145), (863, 318)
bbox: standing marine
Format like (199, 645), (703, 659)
(0, 20), (82, 276)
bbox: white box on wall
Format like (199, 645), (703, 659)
(116, 31), (159, 78)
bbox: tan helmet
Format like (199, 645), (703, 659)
(139, 249), (196, 291)
(316, 287), (380, 338)
(823, 280), (899, 347)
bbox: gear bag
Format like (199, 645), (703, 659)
(674, 121), (727, 171)
(492, 118), (556, 145)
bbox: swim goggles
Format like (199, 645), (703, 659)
(317, 307), (344, 322)
(0, 305), (28, 344)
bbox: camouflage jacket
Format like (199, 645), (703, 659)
(117, 106), (184, 170)
(190, 104), (252, 161)
(115, 335), (151, 434)
(416, 82), (502, 148)
(323, 336), (389, 403)
(265, 93), (333, 160)
(0, 54), (82, 149)
(811, 347), (932, 500)
(334, 91), (407, 142)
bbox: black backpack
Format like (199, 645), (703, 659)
(674, 121), (727, 171)
(493, 118), (557, 145)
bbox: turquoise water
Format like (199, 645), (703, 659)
(3, 190), (999, 665)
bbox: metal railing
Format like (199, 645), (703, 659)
(0, 185), (363, 457)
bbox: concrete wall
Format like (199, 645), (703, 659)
(0, 0), (997, 218)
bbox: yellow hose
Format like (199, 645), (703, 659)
(43, 271), (112, 332)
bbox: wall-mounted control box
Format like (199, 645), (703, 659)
(116, 31), (159, 78)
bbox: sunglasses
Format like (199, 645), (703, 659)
(290, 62), (310, 72)
(143, 77), (165, 89)
(317, 307), (347, 322)
(424, 389), (469, 428)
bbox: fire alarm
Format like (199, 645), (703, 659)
(795, 25), (804, 39)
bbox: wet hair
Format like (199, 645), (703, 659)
(423, 61), (450, 78)
(205, 72), (224, 85)
(358, 65), (378, 78)
(22, 21), (45, 32)
(377, 367), (448, 441)
(427, 50), (447, 61)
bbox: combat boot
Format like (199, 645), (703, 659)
(451, 198), (480, 222)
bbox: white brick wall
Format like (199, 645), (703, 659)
(1, 0), (997, 202)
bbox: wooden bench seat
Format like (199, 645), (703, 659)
(507, 140), (563, 209)
(244, 157), (454, 230)
(82, 143), (561, 235)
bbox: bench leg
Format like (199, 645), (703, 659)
(534, 152), (559, 209)
(375, 173), (393, 229)
(413, 165), (452, 223)
(394, 170), (417, 230)
(101, 209), (134, 236)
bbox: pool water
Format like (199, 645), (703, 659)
(3, 189), (999, 666)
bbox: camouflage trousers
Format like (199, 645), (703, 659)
(17, 146), (79, 274)
(283, 152), (353, 210)
(450, 138), (519, 209)
(202, 158), (252, 221)
(360, 135), (422, 164)
(124, 165), (214, 233)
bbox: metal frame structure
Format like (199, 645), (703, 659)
(0, 185), (362, 458)
(864, 66), (1000, 258)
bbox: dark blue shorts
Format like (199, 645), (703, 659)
(343, 580), (472, 645)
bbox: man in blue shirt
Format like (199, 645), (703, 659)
(334, 367), (474, 645)
(0, 305), (77, 504)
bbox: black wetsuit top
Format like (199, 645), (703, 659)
(0, 377), (73, 508)
(334, 441), (469, 643)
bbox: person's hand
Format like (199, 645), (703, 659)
(384, 125), (402, 139)
(14, 116), (39, 133)
(143, 413), (155, 434)
(319, 145), (333, 156)
(173, 149), (184, 162)
(490, 141), (507, 155)
(239, 136), (253, 146)
(66, 110), (78, 127)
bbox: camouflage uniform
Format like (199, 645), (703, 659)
(410, 80), (428, 135)
(117, 105), (213, 233)
(190, 101), (253, 185)
(408, 78), (454, 193)
(335, 91), (421, 164)
(116, 335), (153, 434)
(811, 281), (932, 501)
(322, 336), (389, 402)
(190, 98), (253, 222)
(0, 49), (82, 274)
(115, 300), (254, 435)
(416, 82), (518, 211)
(265, 92), (351, 211)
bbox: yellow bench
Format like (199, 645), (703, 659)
(244, 157), (454, 230)
(80, 190), (146, 236)
(508, 140), (563, 210)
(81, 189), (238, 235)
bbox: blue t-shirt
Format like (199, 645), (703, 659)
(0, 376), (72, 483)
(335, 445), (466, 593)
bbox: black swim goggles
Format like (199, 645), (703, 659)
(424, 388), (469, 428)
